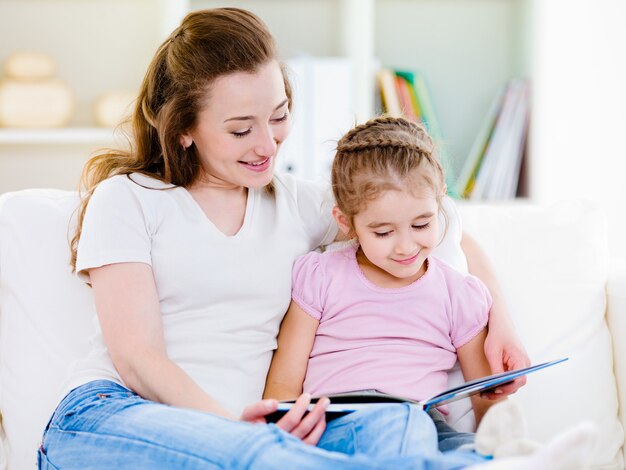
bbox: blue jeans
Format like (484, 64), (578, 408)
(38, 380), (486, 469)
(427, 409), (476, 452)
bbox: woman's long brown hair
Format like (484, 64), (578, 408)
(70, 8), (291, 270)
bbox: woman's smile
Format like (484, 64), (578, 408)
(239, 156), (272, 172)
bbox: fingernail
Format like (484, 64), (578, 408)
(302, 393), (311, 401)
(265, 399), (277, 410)
(320, 397), (330, 409)
(494, 389), (503, 394)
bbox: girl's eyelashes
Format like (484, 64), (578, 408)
(374, 222), (430, 237)
(374, 231), (391, 238)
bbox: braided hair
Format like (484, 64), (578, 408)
(331, 116), (447, 235)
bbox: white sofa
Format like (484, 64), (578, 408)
(0, 189), (624, 470)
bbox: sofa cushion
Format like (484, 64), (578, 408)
(458, 200), (624, 469)
(0, 189), (94, 470)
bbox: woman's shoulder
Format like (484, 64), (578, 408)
(272, 172), (330, 201)
(93, 173), (175, 201)
(98, 173), (174, 191)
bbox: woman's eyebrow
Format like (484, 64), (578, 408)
(224, 99), (289, 123)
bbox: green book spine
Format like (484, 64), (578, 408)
(396, 69), (457, 198)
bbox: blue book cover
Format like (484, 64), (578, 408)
(267, 358), (568, 421)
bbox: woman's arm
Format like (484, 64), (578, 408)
(461, 232), (531, 396)
(456, 329), (505, 425)
(91, 262), (328, 443)
(264, 301), (320, 400)
(89, 262), (234, 416)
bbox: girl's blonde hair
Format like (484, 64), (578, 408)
(70, 8), (290, 270)
(331, 115), (448, 234)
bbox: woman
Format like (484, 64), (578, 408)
(39, 8), (528, 469)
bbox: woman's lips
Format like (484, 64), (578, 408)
(239, 157), (271, 172)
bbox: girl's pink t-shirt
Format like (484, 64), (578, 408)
(291, 244), (491, 405)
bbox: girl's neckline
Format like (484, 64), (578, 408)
(347, 243), (431, 292)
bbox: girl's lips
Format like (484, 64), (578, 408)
(394, 253), (419, 265)
(239, 157), (271, 172)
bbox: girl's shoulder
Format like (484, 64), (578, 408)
(294, 242), (356, 274)
(429, 256), (490, 300)
(429, 256), (478, 286)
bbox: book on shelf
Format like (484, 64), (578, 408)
(376, 68), (402, 117)
(456, 85), (506, 198)
(461, 79), (530, 200)
(266, 357), (568, 422)
(377, 67), (458, 198)
(394, 75), (419, 122)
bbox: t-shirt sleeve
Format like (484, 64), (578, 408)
(294, 178), (338, 248)
(291, 251), (326, 321)
(432, 196), (468, 274)
(75, 176), (153, 282)
(449, 274), (492, 349)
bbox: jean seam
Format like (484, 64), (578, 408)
(38, 442), (61, 470)
(50, 427), (224, 467)
(231, 425), (289, 469)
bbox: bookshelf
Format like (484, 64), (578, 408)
(0, 0), (531, 194)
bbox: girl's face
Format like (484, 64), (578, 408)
(181, 60), (290, 189)
(339, 188), (440, 287)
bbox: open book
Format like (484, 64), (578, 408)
(266, 358), (567, 422)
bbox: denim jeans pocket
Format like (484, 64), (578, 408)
(317, 419), (357, 455)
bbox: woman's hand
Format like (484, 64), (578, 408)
(240, 393), (329, 445)
(461, 231), (531, 399)
(482, 310), (531, 399)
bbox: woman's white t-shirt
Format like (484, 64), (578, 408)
(68, 172), (466, 415)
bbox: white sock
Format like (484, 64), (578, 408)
(475, 399), (539, 457)
(468, 420), (598, 470)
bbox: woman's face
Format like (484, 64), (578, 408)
(182, 60), (290, 189)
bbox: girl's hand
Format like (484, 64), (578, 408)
(240, 393), (329, 445)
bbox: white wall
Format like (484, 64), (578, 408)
(530, 0), (626, 258)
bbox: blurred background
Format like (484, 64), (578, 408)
(1, 0), (625, 258)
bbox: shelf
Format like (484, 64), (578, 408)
(0, 128), (117, 145)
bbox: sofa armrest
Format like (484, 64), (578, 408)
(607, 259), (626, 453)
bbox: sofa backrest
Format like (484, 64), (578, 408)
(458, 201), (624, 468)
(0, 189), (95, 470)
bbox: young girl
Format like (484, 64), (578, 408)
(264, 116), (502, 451)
